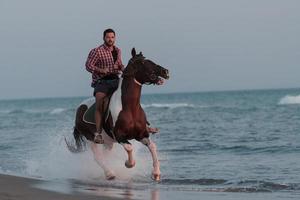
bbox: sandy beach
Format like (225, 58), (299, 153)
(0, 174), (123, 200)
(1, 173), (298, 200)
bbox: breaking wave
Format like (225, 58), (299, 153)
(278, 95), (300, 105)
(49, 108), (67, 114)
(142, 103), (197, 109)
(0, 108), (73, 115)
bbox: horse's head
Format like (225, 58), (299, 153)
(122, 48), (169, 85)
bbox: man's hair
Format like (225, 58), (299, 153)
(103, 28), (115, 38)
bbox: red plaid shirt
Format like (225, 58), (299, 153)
(85, 44), (124, 87)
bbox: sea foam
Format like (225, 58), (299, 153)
(278, 95), (300, 105)
(49, 108), (66, 114)
(142, 103), (196, 109)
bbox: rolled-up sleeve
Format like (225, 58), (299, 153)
(85, 48), (99, 73)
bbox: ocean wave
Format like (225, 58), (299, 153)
(217, 180), (300, 192)
(141, 103), (197, 109)
(7, 109), (26, 114)
(160, 144), (300, 154)
(0, 108), (71, 115)
(162, 178), (227, 185)
(278, 95), (300, 105)
(3, 109), (44, 114)
(236, 180), (294, 190)
(56, 178), (300, 194)
(157, 178), (300, 192)
(220, 144), (300, 154)
(49, 108), (67, 114)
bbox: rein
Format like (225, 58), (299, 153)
(122, 56), (158, 86)
(133, 78), (142, 86)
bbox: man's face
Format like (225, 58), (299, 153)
(103, 32), (115, 47)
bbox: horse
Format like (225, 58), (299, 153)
(66, 48), (169, 181)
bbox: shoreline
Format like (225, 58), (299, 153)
(0, 173), (123, 200)
(0, 173), (298, 200)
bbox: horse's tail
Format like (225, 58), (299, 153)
(65, 126), (86, 153)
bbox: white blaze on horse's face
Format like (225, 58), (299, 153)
(130, 48), (169, 85)
(139, 59), (169, 85)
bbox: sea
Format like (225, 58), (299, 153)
(0, 88), (300, 199)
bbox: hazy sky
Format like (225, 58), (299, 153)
(0, 0), (299, 100)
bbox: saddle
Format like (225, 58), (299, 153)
(83, 95), (115, 139)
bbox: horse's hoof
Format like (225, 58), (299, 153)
(151, 173), (161, 182)
(125, 160), (136, 168)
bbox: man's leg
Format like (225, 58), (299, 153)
(94, 92), (106, 143)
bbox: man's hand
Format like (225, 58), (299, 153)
(113, 64), (120, 70)
(115, 62), (125, 72)
(113, 64), (124, 74)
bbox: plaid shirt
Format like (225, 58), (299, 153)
(85, 44), (124, 87)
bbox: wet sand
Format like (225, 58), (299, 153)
(1, 173), (297, 200)
(0, 174), (123, 200)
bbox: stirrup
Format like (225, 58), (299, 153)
(94, 132), (104, 144)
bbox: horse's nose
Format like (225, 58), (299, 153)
(159, 67), (169, 79)
(164, 69), (169, 79)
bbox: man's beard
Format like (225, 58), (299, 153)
(105, 40), (114, 47)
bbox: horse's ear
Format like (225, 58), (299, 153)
(131, 48), (136, 57)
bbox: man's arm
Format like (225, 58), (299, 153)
(119, 51), (125, 71)
(115, 48), (125, 71)
(85, 48), (98, 74)
(85, 48), (108, 74)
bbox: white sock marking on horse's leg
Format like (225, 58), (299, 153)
(148, 142), (160, 175)
(90, 143), (114, 179)
(141, 138), (161, 180)
(102, 132), (115, 151)
(121, 143), (136, 168)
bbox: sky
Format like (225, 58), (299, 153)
(0, 0), (299, 100)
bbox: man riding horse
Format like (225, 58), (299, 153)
(68, 34), (169, 180)
(85, 28), (158, 144)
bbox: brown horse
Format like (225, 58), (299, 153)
(66, 48), (169, 181)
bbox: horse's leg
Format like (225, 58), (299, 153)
(121, 142), (136, 168)
(103, 140), (114, 151)
(140, 138), (161, 181)
(102, 132), (115, 152)
(90, 143), (115, 180)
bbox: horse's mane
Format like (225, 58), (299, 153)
(122, 54), (145, 78)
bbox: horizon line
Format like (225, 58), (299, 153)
(1, 86), (300, 101)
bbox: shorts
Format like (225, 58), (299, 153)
(93, 79), (119, 97)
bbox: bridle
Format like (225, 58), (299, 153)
(122, 56), (160, 86)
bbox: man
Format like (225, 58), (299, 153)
(85, 28), (124, 143)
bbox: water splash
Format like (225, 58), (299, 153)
(23, 129), (154, 183)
